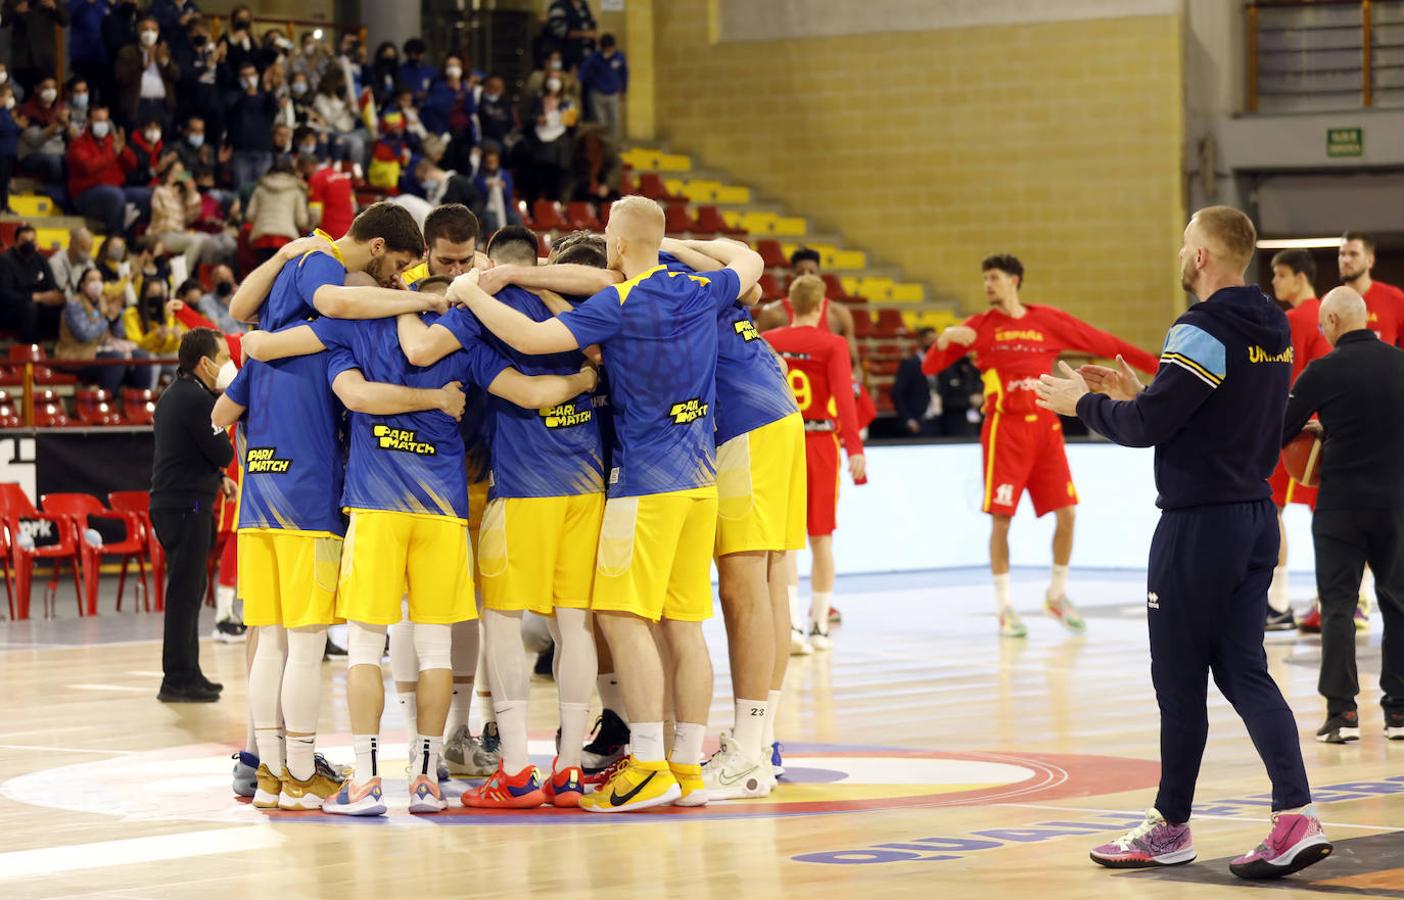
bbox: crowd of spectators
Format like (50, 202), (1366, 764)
(0, 0), (627, 387)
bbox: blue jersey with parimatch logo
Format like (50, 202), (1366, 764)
(311, 315), (510, 520)
(479, 285), (604, 499)
(560, 264), (740, 498)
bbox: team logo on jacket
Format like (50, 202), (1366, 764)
(1248, 345), (1293, 364)
(245, 447), (292, 473)
(374, 425), (437, 455)
(734, 319), (761, 341)
(670, 398), (709, 424)
(541, 402), (592, 428)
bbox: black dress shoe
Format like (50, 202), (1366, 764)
(324, 637), (348, 659)
(199, 675), (224, 692)
(158, 682), (221, 703)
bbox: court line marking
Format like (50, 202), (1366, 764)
(1006, 803), (1401, 832)
(70, 684), (150, 693)
(0, 743), (138, 755)
(0, 825), (285, 882)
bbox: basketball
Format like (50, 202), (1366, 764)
(1283, 430), (1323, 487)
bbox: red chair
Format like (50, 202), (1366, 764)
(0, 482), (85, 619)
(41, 493), (152, 615)
(757, 273), (785, 302)
(74, 388), (123, 426)
(110, 490), (165, 612)
(871, 309), (908, 339)
(695, 206), (745, 237)
(851, 311), (874, 340)
(122, 388), (156, 425)
(822, 273), (857, 303)
(531, 199), (568, 231)
(756, 239), (789, 270)
(0, 389), (20, 428)
(639, 172), (686, 203)
(598, 201), (613, 226)
(663, 203), (696, 236)
(515, 199), (535, 230)
(34, 390), (70, 427)
(7, 344), (78, 386)
(565, 201), (602, 231)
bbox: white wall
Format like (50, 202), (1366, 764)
(804, 442), (1317, 575)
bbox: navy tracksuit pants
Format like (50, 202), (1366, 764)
(1146, 499), (1312, 823)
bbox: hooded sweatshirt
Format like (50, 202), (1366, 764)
(1076, 285), (1292, 510)
(247, 171), (310, 242)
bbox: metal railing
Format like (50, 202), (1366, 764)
(6, 357), (177, 429)
(1248, 0), (1404, 112)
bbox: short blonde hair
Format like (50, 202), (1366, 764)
(1194, 206), (1257, 273)
(609, 195), (665, 232)
(789, 274), (825, 317)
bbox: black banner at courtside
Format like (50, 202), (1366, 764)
(0, 429), (155, 546)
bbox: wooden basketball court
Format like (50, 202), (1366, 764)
(3, 568), (1401, 899)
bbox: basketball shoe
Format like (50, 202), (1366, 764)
(789, 626), (813, 656)
(1299, 605), (1321, 633)
(583, 756), (627, 790)
(251, 763), (282, 809)
(543, 761), (586, 808)
(702, 732), (773, 800)
(1229, 807), (1331, 879)
(461, 763), (546, 809)
(1089, 809), (1195, 868)
(278, 766), (342, 811)
(1385, 709), (1404, 740)
(581, 709), (629, 775)
(1316, 710), (1360, 743)
(770, 741), (785, 778)
(408, 773), (448, 814)
(1265, 608), (1296, 631)
(1044, 594), (1086, 633)
(232, 751), (258, 799)
(321, 776), (387, 817)
(808, 623), (832, 651)
(579, 757), (680, 812)
(670, 761), (708, 807)
(999, 608), (1027, 638)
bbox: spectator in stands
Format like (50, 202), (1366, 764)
(219, 6), (262, 77)
(174, 115), (213, 181)
(65, 77), (92, 136)
(150, 158), (235, 273)
(96, 233), (137, 307)
(173, 20), (223, 141)
(246, 155), (308, 263)
(101, 0), (140, 72)
(150, 0), (199, 33)
(121, 116), (165, 189)
(0, 223), (65, 342)
(524, 77), (576, 203)
(2, 0), (68, 94)
(291, 31), (330, 85)
(369, 41), (401, 103)
(574, 122), (622, 203)
(303, 153), (355, 238)
(15, 77), (68, 190)
(422, 55), (474, 139)
(47, 226), (95, 299)
(893, 328), (939, 436)
(121, 276), (185, 387)
(368, 112), (412, 190)
(384, 86), (428, 151)
(476, 145), (520, 232)
(67, 107), (144, 236)
(524, 50), (581, 116)
(579, 33), (627, 144)
(68, 0), (111, 106)
(114, 16), (178, 131)
(937, 357), (984, 438)
(416, 157), (484, 219)
(478, 74), (516, 148)
(546, 0), (597, 70)
(56, 266), (146, 394)
(271, 122), (294, 157)
(399, 37), (436, 102)
(197, 265), (244, 333)
(0, 84), (17, 215)
(0, 63), (20, 104)
(288, 71), (314, 119)
(311, 65), (365, 164)
(225, 63), (277, 190)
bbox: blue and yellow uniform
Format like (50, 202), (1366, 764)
(660, 252), (805, 556)
(472, 286), (606, 616)
(227, 247), (347, 629)
(311, 314), (512, 625)
(559, 264), (742, 621)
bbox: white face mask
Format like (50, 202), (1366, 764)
(91, 120), (111, 138)
(292, 81), (308, 96)
(40, 88), (57, 104)
(71, 92), (89, 108)
(244, 76), (260, 91)
(187, 133), (204, 148)
(83, 280), (103, 300)
(214, 359), (237, 391)
(145, 128), (161, 144)
(546, 78), (562, 93)
(445, 66), (462, 80)
(0, 71), (8, 85)
(140, 30), (158, 48)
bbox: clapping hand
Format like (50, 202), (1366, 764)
(1078, 354), (1144, 402)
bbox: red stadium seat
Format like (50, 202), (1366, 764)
(620, 169), (638, 197)
(871, 309), (908, 339)
(851, 311), (873, 339)
(121, 388), (156, 425)
(664, 203), (696, 236)
(756, 239), (789, 270)
(565, 202), (602, 231)
(695, 206), (745, 237)
(822, 274), (856, 302)
(75, 388), (123, 426)
(42, 493), (152, 614)
(0, 390), (19, 428)
(639, 172), (686, 203)
(757, 273), (785, 302)
(7, 345), (77, 385)
(109, 491), (165, 611)
(532, 199), (568, 231)
(0, 482), (85, 620)
(599, 201), (614, 226)
(34, 390), (69, 427)
(515, 199), (535, 230)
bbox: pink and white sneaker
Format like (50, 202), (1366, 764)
(408, 773), (448, 814)
(1089, 809), (1195, 868)
(321, 776), (386, 817)
(1229, 806), (1332, 879)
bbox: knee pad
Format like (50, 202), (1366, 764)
(347, 621), (387, 669)
(413, 622), (453, 671)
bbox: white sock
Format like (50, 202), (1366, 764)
(396, 691), (418, 738)
(1361, 567), (1375, 606)
(787, 585), (802, 630)
(631, 721), (665, 762)
(446, 684), (471, 736)
(1268, 565), (1290, 614)
(414, 735), (442, 779)
(353, 734), (379, 780)
(215, 585), (236, 622)
(494, 701), (529, 772)
(733, 698), (767, 760)
(670, 722), (706, 766)
(763, 689), (782, 750)
(254, 727), (285, 775)
(810, 591), (831, 635)
(993, 573), (1012, 613)
(245, 711), (257, 756)
(286, 734), (315, 781)
(1047, 564), (1068, 601)
(558, 702), (590, 769)
(597, 673), (625, 719)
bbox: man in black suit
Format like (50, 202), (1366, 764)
(892, 327), (938, 435)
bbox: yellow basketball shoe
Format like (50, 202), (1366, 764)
(251, 764), (282, 809)
(578, 757), (680, 813)
(669, 761), (708, 807)
(278, 766), (342, 811)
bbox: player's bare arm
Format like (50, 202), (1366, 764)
(241, 326), (325, 362)
(688, 240), (765, 298)
(211, 395), (246, 430)
(477, 262), (623, 298)
(312, 282), (449, 320)
(450, 271), (580, 355)
(396, 313), (464, 367)
(937, 325), (978, 351)
(754, 302), (788, 330)
(227, 235), (332, 323)
(485, 364), (598, 411)
(330, 369), (467, 420)
(660, 238), (724, 273)
(828, 301), (861, 365)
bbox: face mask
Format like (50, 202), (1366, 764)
(17, 241), (36, 258)
(292, 81), (308, 96)
(145, 128), (161, 145)
(71, 92), (89, 109)
(187, 133), (204, 148)
(235, 18), (252, 31)
(107, 247), (125, 262)
(546, 78), (562, 93)
(214, 281), (233, 298)
(84, 280), (104, 300)
(140, 30), (158, 48)
(0, 72), (7, 85)
(303, 43), (316, 56)
(244, 76), (260, 91)
(483, 91), (501, 103)
(40, 88), (57, 104)
(91, 120), (111, 138)
(445, 66), (462, 80)
(214, 359), (236, 391)
(299, 142), (317, 155)
(550, 60), (563, 71)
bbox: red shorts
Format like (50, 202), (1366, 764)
(982, 410), (1078, 517)
(1269, 456), (1318, 509)
(804, 430), (841, 536)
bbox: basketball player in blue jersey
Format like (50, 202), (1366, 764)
(399, 226), (607, 809)
(212, 203), (446, 811)
(450, 196), (766, 812)
(241, 274), (597, 815)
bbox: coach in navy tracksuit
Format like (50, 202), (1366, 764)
(1037, 207), (1330, 880)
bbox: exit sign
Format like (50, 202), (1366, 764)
(1327, 127), (1363, 157)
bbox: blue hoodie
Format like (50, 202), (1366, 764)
(1077, 285), (1292, 510)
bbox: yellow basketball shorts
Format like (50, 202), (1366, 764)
(592, 486), (718, 623)
(238, 529), (342, 629)
(337, 509), (476, 625)
(715, 412), (807, 556)
(479, 493), (605, 615)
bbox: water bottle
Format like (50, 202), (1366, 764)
(84, 528), (103, 549)
(17, 532), (35, 552)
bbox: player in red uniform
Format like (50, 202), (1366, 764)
(1265, 250), (1331, 631)
(1339, 231), (1404, 347)
(762, 275), (866, 648)
(923, 255), (1159, 637)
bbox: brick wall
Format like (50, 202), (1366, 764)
(652, 2), (1187, 350)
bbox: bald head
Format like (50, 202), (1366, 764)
(1320, 285), (1368, 347)
(605, 196), (666, 274)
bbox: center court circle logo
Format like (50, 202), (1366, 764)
(0, 740), (1159, 825)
